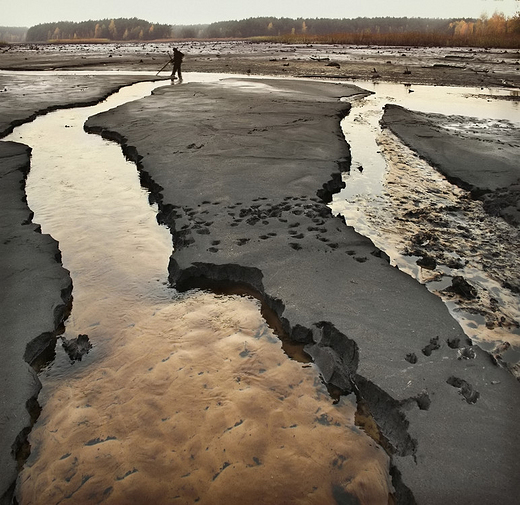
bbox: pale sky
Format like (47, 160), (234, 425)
(1, 0), (518, 27)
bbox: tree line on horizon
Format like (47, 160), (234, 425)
(0, 26), (27, 43)
(2, 14), (519, 48)
(173, 16), (468, 38)
(25, 18), (172, 42)
(178, 14), (519, 47)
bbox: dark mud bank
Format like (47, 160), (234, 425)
(381, 104), (520, 227)
(85, 78), (520, 504)
(0, 73), (167, 504)
(0, 141), (72, 504)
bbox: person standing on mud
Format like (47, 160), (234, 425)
(170, 47), (184, 81)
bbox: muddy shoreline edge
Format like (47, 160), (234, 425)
(0, 141), (72, 504)
(84, 78), (519, 504)
(0, 74), (167, 505)
(0, 58), (519, 504)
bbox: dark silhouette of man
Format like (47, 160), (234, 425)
(171, 48), (184, 81)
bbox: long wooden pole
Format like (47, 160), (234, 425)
(156, 53), (173, 76)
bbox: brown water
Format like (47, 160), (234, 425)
(6, 78), (391, 504)
(18, 292), (390, 504)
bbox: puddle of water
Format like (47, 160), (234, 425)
(331, 81), (520, 359)
(5, 77), (392, 503)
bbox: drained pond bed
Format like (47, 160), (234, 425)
(2, 68), (519, 504)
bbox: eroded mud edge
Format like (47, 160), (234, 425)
(0, 80), (163, 139)
(0, 144), (73, 505)
(1, 79), (174, 503)
(85, 123), (418, 503)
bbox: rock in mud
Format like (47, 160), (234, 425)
(416, 254), (437, 270)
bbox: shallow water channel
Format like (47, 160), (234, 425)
(6, 72), (519, 502)
(331, 81), (520, 360)
(6, 76), (392, 504)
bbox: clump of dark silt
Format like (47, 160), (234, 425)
(62, 334), (92, 361)
(416, 254), (436, 270)
(445, 276), (478, 300)
(422, 336), (440, 356)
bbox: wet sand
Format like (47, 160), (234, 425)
(356, 126), (520, 349)
(18, 293), (391, 505)
(381, 104), (520, 226)
(1, 43), (519, 504)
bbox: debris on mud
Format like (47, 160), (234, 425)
(61, 333), (92, 361)
(443, 275), (478, 300)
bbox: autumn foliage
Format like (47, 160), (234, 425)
(256, 13), (520, 48)
(12, 13), (520, 48)
(25, 18), (172, 42)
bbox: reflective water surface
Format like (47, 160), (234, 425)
(332, 81), (520, 360)
(6, 76), (392, 504)
(6, 71), (519, 502)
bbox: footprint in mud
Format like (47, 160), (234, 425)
(407, 336), (444, 362)
(405, 353), (418, 364)
(422, 336), (440, 356)
(447, 376), (480, 404)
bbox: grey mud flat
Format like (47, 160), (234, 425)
(0, 73), (161, 137)
(0, 74), (165, 504)
(381, 104), (520, 227)
(0, 141), (71, 504)
(85, 78), (520, 504)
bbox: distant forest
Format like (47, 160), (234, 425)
(25, 18), (172, 42)
(176, 14), (519, 47)
(174, 17), (468, 38)
(2, 14), (519, 48)
(0, 26), (27, 43)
